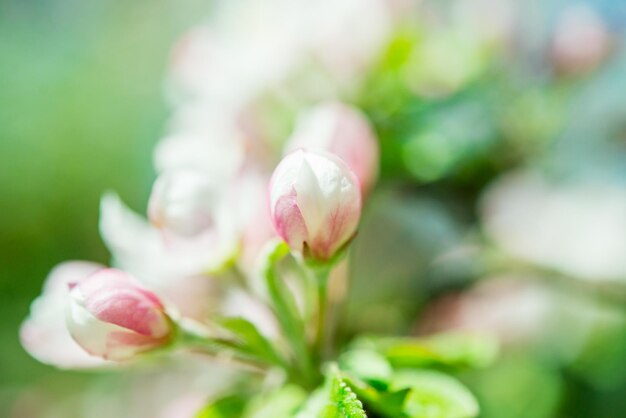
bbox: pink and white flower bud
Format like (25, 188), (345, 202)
(269, 150), (362, 261)
(286, 102), (379, 194)
(67, 269), (173, 361)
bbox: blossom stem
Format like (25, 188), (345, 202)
(176, 324), (268, 374)
(262, 242), (318, 388)
(229, 263), (249, 289)
(312, 265), (332, 363)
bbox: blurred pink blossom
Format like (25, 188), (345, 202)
(286, 102), (379, 195)
(419, 275), (553, 345)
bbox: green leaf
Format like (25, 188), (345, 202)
(195, 394), (247, 418)
(261, 240), (315, 384)
(342, 373), (409, 417)
(294, 387), (329, 418)
(215, 316), (286, 367)
(363, 332), (498, 369)
(245, 385), (307, 418)
(322, 367), (368, 418)
(469, 353), (562, 418)
(295, 365), (368, 418)
(390, 370), (479, 418)
(339, 349), (393, 388)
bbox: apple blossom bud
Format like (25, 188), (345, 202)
(148, 169), (230, 239)
(286, 102), (379, 194)
(269, 150), (361, 261)
(67, 269), (173, 361)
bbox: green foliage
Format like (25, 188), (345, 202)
(339, 349), (393, 388)
(196, 394), (247, 418)
(295, 366), (367, 418)
(321, 366), (368, 418)
(341, 373), (409, 417)
(337, 347), (481, 418)
(245, 385), (307, 418)
(357, 333), (498, 370)
(469, 353), (563, 418)
(261, 241), (316, 385)
(390, 370), (479, 418)
(215, 316), (286, 367)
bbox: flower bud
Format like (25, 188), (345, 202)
(148, 169), (227, 238)
(67, 269), (173, 361)
(286, 102), (379, 194)
(269, 150), (361, 261)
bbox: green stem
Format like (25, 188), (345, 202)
(176, 324), (267, 374)
(314, 269), (329, 362)
(229, 262), (250, 289)
(262, 243), (318, 388)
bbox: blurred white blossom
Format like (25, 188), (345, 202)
(481, 170), (626, 282)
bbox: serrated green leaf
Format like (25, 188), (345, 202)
(390, 370), (479, 418)
(195, 394), (247, 418)
(216, 316), (285, 367)
(342, 373), (409, 417)
(322, 368), (368, 418)
(295, 365), (368, 418)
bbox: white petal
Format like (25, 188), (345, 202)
(43, 261), (105, 295)
(294, 153), (326, 237)
(20, 262), (108, 369)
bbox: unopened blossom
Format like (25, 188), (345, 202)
(269, 150), (361, 261)
(20, 262), (108, 369)
(148, 169), (230, 238)
(286, 102), (379, 194)
(67, 269), (174, 361)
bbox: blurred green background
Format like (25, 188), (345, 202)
(0, 0), (208, 413)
